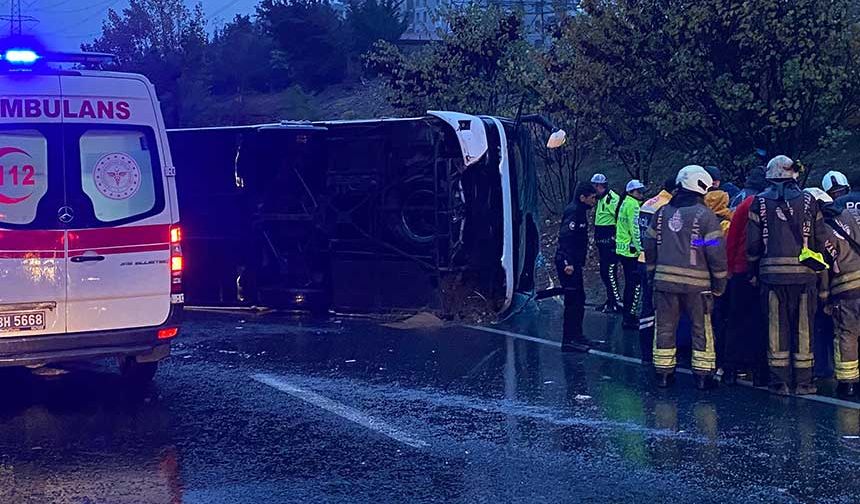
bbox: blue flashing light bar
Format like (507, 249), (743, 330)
(3, 49), (40, 64)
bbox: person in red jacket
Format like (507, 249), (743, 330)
(722, 167), (768, 385)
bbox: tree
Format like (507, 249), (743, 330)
(367, 5), (532, 117)
(210, 15), (280, 96)
(257, 0), (349, 91)
(651, 0), (860, 178)
(346, 0), (407, 69)
(550, 0), (860, 182)
(547, 2), (672, 183)
(83, 0), (211, 127)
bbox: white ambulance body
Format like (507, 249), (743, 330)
(0, 50), (181, 384)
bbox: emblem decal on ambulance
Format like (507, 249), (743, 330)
(93, 152), (142, 200)
(0, 146), (36, 204)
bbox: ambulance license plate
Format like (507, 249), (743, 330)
(0, 312), (46, 333)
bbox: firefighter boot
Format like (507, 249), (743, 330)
(656, 372), (675, 388)
(795, 383), (818, 396)
(837, 382), (856, 398)
(695, 374), (717, 391)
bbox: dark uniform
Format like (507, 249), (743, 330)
(747, 183), (830, 391)
(556, 199), (590, 346)
(833, 192), (860, 213)
(644, 191), (728, 376)
(822, 208), (860, 385)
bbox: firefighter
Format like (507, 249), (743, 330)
(747, 155), (831, 395)
(637, 178), (676, 363)
(556, 183), (599, 353)
(814, 189), (860, 397)
(617, 180), (646, 328)
(592, 174), (622, 313)
(645, 166), (727, 390)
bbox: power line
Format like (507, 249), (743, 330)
(0, 0), (38, 36)
(208, 0), (245, 21)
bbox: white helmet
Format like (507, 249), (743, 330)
(766, 155), (799, 180)
(626, 179), (645, 193)
(804, 187), (833, 204)
(591, 173), (608, 185)
(822, 170), (849, 193)
(675, 165), (713, 195)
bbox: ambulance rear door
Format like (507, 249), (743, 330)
(0, 74), (68, 336)
(61, 74), (173, 333)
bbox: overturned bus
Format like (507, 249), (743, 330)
(168, 112), (561, 317)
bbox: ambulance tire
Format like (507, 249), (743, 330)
(119, 357), (158, 389)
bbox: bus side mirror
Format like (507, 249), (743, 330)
(547, 130), (566, 149)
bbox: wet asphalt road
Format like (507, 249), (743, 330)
(1, 304), (860, 503)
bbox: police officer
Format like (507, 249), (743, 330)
(822, 170), (860, 212)
(645, 166), (727, 390)
(815, 189), (860, 397)
(747, 155), (831, 395)
(556, 183), (599, 353)
(592, 174), (622, 313)
(617, 180), (646, 328)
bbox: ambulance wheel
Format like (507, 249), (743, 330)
(119, 357), (158, 389)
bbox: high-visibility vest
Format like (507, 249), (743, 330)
(595, 190), (620, 227)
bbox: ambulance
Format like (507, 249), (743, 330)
(0, 48), (182, 385)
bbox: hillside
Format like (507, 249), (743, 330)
(197, 80), (396, 126)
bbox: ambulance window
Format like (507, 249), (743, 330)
(0, 130), (48, 226)
(79, 129), (157, 223)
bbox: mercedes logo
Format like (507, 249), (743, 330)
(57, 206), (74, 224)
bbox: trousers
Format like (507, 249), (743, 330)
(760, 283), (817, 388)
(595, 226), (620, 306)
(833, 297), (860, 383)
(653, 290), (717, 376)
(556, 261), (585, 344)
(620, 256), (641, 320)
(638, 263), (654, 363)
(723, 274), (767, 375)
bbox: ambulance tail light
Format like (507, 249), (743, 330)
(170, 225), (183, 301)
(157, 327), (179, 340)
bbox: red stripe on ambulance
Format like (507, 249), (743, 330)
(68, 224), (170, 251)
(0, 229), (64, 251)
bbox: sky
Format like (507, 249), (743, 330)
(14, 0), (259, 51)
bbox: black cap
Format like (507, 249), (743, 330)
(704, 165), (721, 181)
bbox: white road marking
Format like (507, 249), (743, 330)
(464, 325), (561, 348)
(251, 373), (429, 449)
(464, 325), (860, 410)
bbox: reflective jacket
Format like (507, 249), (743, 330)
(823, 208), (860, 299)
(556, 200), (590, 268)
(704, 190), (732, 234)
(595, 190), (620, 227)
(616, 195), (642, 258)
(637, 190), (673, 263)
(644, 191), (728, 295)
(747, 181), (830, 286)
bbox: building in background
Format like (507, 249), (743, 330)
(400, 0), (574, 46)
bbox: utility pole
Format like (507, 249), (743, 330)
(0, 0), (38, 36)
